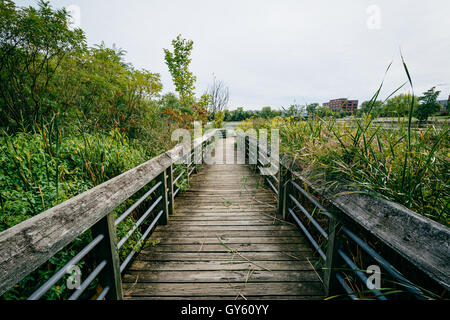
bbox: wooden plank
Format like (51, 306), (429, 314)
(154, 225), (297, 232)
(122, 282), (324, 297)
(134, 252), (313, 261)
(128, 260), (316, 271)
(174, 196), (276, 202)
(123, 137), (324, 300)
(173, 208), (278, 213)
(149, 230), (302, 238)
(162, 220), (287, 226)
(173, 203), (277, 208)
(122, 270), (321, 283)
(174, 205), (278, 210)
(140, 243), (311, 253)
(171, 213), (279, 217)
(146, 237), (306, 244)
(168, 215), (278, 221)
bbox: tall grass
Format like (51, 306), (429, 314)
(239, 61), (449, 226)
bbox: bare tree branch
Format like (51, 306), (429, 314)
(207, 75), (229, 115)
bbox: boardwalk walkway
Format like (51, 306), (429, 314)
(122, 136), (324, 300)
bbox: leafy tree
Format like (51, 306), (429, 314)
(223, 109), (231, 121)
(260, 106), (273, 119)
(193, 93), (210, 124)
(415, 87), (441, 121)
(213, 110), (224, 128)
(52, 43), (162, 137)
(383, 94), (417, 117)
(163, 35), (196, 107)
(0, 0), (86, 131)
(306, 103), (318, 116)
(360, 100), (383, 115)
(160, 92), (181, 111)
(316, 105), (330, 118)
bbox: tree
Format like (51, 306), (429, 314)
(193, 93), (211, 124)
(260, 106), (270, 118)
(306, 103), (319, 116)
(360, 100), (383, 115)
(415, 87), (441, 121)
(207, 75), (229, 117)
(163, 35), (196, 107)
(213, 110), (224, 128)
(383, 94), (417, 117)
(283, 103), (305, 118)
(316, 105), (330, 118)
(0, 0), (86, 130)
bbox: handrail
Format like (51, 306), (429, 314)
(0, 129), (220, 298)
(239, 131), (449, 299)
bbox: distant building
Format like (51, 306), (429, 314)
(437, 95), (449, 112)
(323, 98), (358, 112)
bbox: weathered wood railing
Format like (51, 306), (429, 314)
(0, 129), (219, 299)
(239, 132), (449, 300)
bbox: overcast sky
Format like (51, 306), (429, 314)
(17, 0), (450, 110)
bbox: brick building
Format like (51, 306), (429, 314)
(323, 98), (359, 112)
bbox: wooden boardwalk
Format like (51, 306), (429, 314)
(122, 137), (324, 300)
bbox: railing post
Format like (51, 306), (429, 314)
(91, 212), (123, 300)
(277, 165), (285, 218)
(281, 169), (292, 221)
(254, 137), (259, 172)
(245, 136), (249, 165)
(156, 169), (169, 225)
(167, 165), (174, 216)
(324, 215), (340, 296)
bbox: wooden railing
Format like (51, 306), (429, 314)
(0, 129), (219, 299)
(240, 132), (449, 300)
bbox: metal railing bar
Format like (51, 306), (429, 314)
(337, 249), (387, 300)
(265, 177), (278, 195)
(96, 286), (110, 300)
(188, 166), (195, 177)
(288, 194), (328, 239)
(173, 171), (185, 186)
(68, 260), (107, 300)
(174, 187), (180, 197)
(28, 234), (105, 300)
(257, 153), (279, 171)
(270, 173), (279, 184)
(336, 272), (359, 300)
(341, 226), (425, 299)
(117, 196), (163, 249)
(258, 151), (268, 159)
(114, 181), (162, 227)
(291, 180), (333, 218)
(257, 151), (279, 170)
(288, 208), (326, 261)
(120, 210), (163, 273)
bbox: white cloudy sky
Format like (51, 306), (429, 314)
(16, 0), (450, 110)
